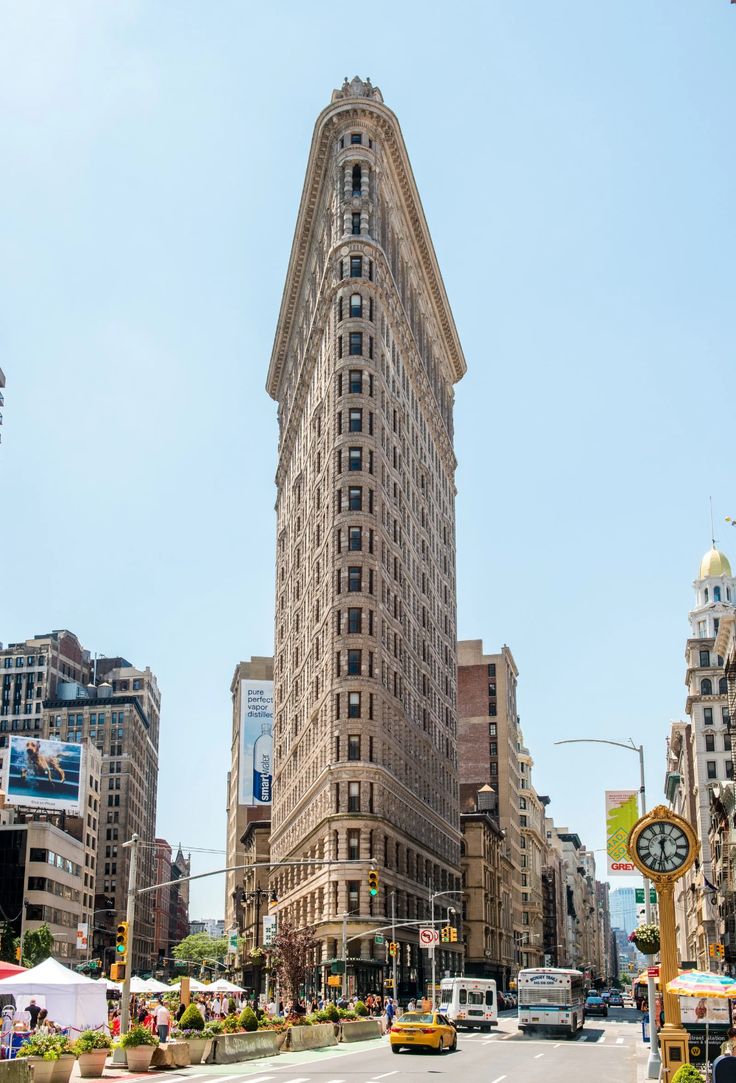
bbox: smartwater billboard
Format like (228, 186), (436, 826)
(239, 680), (273, 805)
(3, 736), (84, 813)
(606, 789), (639, 875)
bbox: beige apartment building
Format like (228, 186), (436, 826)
(225, 657), (274, 935)
(458, 641), (524, 970)
(460, 785), (512, 988)
(266, 77), (466, 996)
(0, 631), (161, 970)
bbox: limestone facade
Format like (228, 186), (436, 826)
(266, 78), (465, 993)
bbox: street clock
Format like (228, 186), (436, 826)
(627, 805), (698, 883)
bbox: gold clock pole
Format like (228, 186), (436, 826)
(627, 805), (699, 1079)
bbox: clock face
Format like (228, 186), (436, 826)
(635, 821), (691, 875)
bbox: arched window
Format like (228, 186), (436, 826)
(719, 677), (728, 695)
(714, 586), (722, 602)
(701, 678), (713, 695)
(705, 588), (709, 602)
(352, 164), (362, 196)
(350, 293), (362, 318)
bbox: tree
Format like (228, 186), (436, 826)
(271, 919), (317, 1005)
(171, 932), (227, 966)
(23, 924), (54, 967)
(0, 922), (20, 964)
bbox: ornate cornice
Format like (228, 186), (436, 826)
(266, 94), (467, 401)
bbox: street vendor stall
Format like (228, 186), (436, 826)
(0, 958), (107, 1035)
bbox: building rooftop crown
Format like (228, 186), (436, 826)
(699, 546), (732, 579)
(331, 76), (384, 104)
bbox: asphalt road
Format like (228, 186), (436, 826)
(125, 1007), (645, 1083)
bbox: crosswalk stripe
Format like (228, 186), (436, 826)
(616, 1037), (625, 1044)
(597, 1035), (606, 1043)
(239, 1077), (275, 1083)
(490, 1076), (507, 1083)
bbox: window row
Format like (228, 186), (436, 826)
(336, 526), (374, 553)
(707, 760), (734, 780)
(337, 331), (374, 359)
(335, 649), (375, 677)
(336, 487), (374, 514)
(335, 607), (374, 636)
(335, 691), (375, 720)
(704, 732), (731, 752)
(338, 132), (373, 149)
(335, 779), (374, 814)
(701, 677), (728, 696)
(336, 566), (375, 595)
(339, 255), (374, 281)
(334, 734), (370, 762)
(335, 446), (374, 473)
(704, 586), (731, 603)
(3, 655), (46, 668)
(337, 407), (373, 434)
(338, 294), (373, 321)
(337, 369), (374, 397)
(703, 706), (730, 726)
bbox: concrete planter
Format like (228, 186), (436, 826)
(77, 1051), (109, 1078)
(211, 1032), (281, 1063)
(339, 1019), (383, 1042)
(150, 1042), (190, 1069)
(15, 1060), (55, 1083)
(185, 1038), (211, 1065)
(123, 1046), (156, 1073)
(0, 1062), (32, 1083)
(286, 1023), (338, 1051)
(50, 1057), (75, 1083)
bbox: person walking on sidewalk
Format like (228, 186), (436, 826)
(155, 1001), (171, 1045)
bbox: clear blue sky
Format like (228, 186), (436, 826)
(1, 2), (734, 917)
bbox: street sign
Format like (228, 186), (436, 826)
(228, 929), (238, 953)
(635, 888), (658, 904)
(647, 966), (659, 977)
(374, 935), (384, 945)
(331, 962), (345, 974)
(419, 927), (439, 946)
(327, 975), (341, 987)
(263, 915), (276, 947)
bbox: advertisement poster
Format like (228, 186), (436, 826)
(76, 923), (88, 951)
(680, 998), (730, 1025)
(3, 736), (84, 813)
(606, 790), (639, 874)
(239, 680), (273, 805)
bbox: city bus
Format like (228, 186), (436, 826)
(438, 977), (498, 1030)
(517, 967), (586, 1037)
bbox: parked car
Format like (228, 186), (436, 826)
(609, 993), (623, 1007)
(584, 996), (608, 1018)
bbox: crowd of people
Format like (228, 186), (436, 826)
(2, 999), (64, 1037)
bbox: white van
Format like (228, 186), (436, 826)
(438, 977), (498, 1031)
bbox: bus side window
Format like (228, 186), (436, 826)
(486, 990), (494, 1006)
(459, 990), (467, 1005)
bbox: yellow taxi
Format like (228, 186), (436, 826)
(389, 1011), (458, 1054)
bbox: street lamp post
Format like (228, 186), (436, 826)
(429, 889), (464, 1007)
(554, 738), (660, 1080)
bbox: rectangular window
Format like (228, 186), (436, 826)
(348, 567), (362, 592)
(349, 409), (363, 432)
(489, 742), (497, 756)
(348, 735), (361, 761)
(488, 723), (496, 736)
(706, 733), (715, 752)
(348, 447), (362, 470)
(350, 256), (362, 278)
(349, 331), (363, 356)
(350, 294), (362, 318)
(350, 132), (362, 145)
(725, 732), (732, 752)
(348, 829), (360, 860)
(347, 880), (360, 909)
(348, 487), (362, 510)
(348, 692), (361, 718)
(347, 649), (362, 675)
(700, 649), (710, 667)
(488, 701), (497, 717)
(349, 370), (363, 394)
(348, 527), (362, 551)
(724, 708), (731, 726)
(487, 663), (496, 677)
(704, 707), (714, 725)
(348, 782), (360, 811)
(728, 761), (734, 780)
(488, 682), (496, 696)
(707, 760), (718, 779)
(351, 212), (361, 236)
(348, 608), (362, 633)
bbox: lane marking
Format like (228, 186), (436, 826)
(534, 1052), (544, 1058)
(374, 1074), (399, 1079)
(597, 1035), (606, 1043)
(238, 1078), (275, 1083)
(616, 1037), (625, 1044)
(490, 1076), (507, 1083)
(554, 1042), (562, 1047)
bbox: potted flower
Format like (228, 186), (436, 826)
(16, 1033), (74, 1083)
(72, 1030), (112, 1078)
(116, 1024), (159, 1072)
(173, 1004), (211, 1064)
(629, 924), (660, 956)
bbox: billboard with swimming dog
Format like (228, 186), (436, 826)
(2, 736), (84, 813)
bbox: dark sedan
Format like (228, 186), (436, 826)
(584, 995), (608, 1018)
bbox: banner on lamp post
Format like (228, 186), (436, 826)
(605, 790), (639, 874)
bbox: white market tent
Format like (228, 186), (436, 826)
(0, 958), (107, 1033)
(206, 979), (245, 993)
(143, 978), (169, 993)
(168, 978), (207, 992)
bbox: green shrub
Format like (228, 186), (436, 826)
(221, 1013), (241, 1033)
(17, 1034), (73, 1061)
(324, 1001), (339, 1022)
(238, 1006), (258, 1032)
(72, 1030), (112, 1054)
(203, 1021), (223, 1036)
(671, 1067), (704, 1083)
(228, 997), (237, 1015)
(117, 1026), (159, 1049)
(354, 1000), (368, 1017)
(178, 1004), (205, 1032)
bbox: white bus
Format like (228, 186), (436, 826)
(517, 968), (586, 1037)
(438, 977), (498, 1031)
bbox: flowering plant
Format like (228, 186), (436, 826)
(629, 923), (660, 955)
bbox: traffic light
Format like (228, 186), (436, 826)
(115, 921), (129, 962)
(441, 926), (450, 943)
(269, 890), (278, 906)
(368, 869), (379, 897)
(710, 944), (716, 958)
(15, 944), (21, 962)
(450, 927), (458, 943)
(715, 943), (725, 959)
(388, 941), (398, 957)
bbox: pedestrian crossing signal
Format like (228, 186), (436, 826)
(368, 869), (379, 896)
(110, 963), (126, 981)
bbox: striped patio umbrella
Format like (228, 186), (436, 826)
(666, 971), (736, 998)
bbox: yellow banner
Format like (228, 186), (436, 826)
(606, 790), (639, 874)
